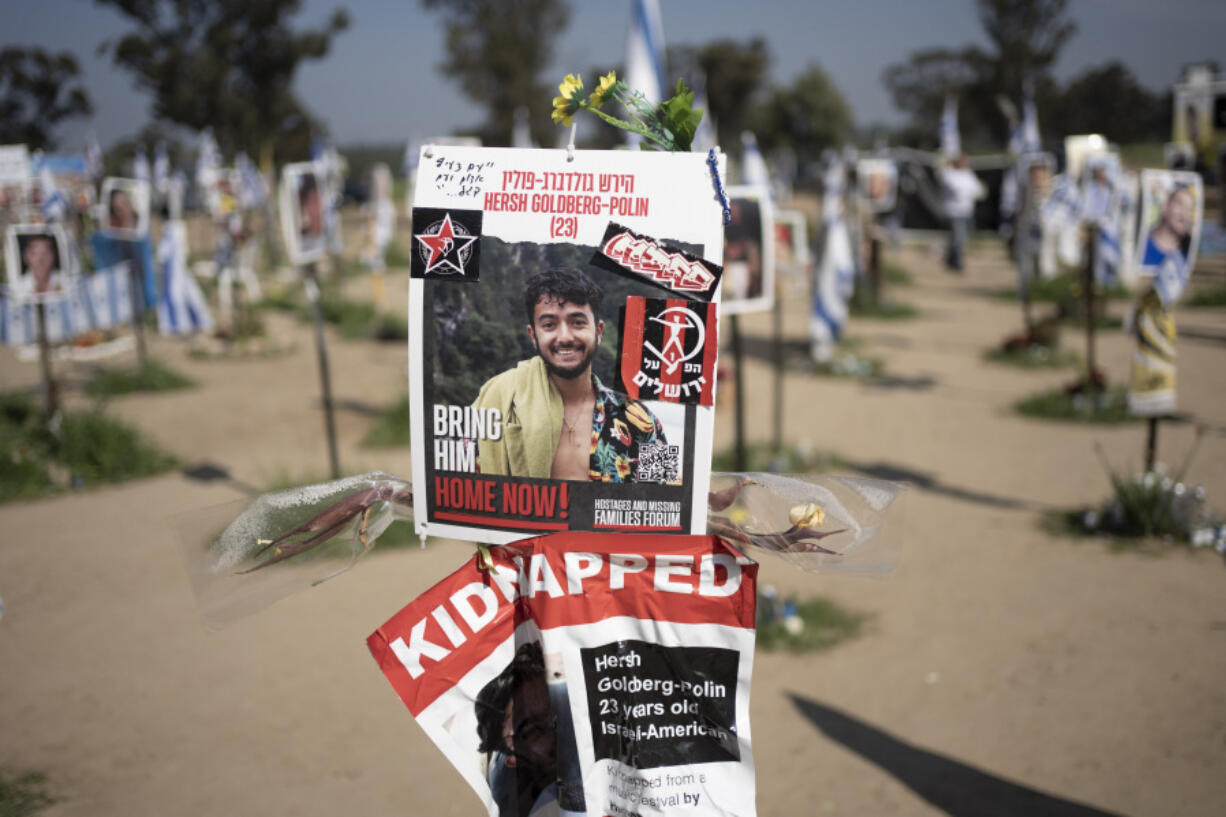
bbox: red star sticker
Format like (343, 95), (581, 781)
(415, 213), (476, 276)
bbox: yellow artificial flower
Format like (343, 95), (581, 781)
(588, 71), (618, 109)
(551, 73), (584, 125)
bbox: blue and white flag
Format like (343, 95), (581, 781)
(811, 213), (855, 361)
(153, 142), (170, 195)
(940, 95), (961, 158)
(690, 71), (718, 153)
(132, 151), (151, 184)
(0, 297), (36, 346)
(624, 0), (665, 147)
(85, 134), (103, 181)
(156, 220), (213, 336)
(626, 0), (666, 105)
(511, 108), (536, 149)
(235, 151), (267, 210)
(1020, 86), (1041, 153)
(37, 165), (68, 223)
(740, 131), (771, 190)
(196, 129), (221, 189)
(84, 262), (133, 330)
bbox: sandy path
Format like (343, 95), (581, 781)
(2, 240), (1225, 816)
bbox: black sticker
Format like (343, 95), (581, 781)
(410, 208), (482, 281)
(590, 222), (721, 302)
(581, 639), (739, 769)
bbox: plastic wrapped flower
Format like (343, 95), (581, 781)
(551, 73), (584, 125)
(588, 71), (619, 109)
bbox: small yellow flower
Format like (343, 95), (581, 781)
(551, 74), (584, 126)
(558, 73), (583, 99)
(588, 71), (618, 109)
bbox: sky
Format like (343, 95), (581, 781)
(6, 0), (1226, 153)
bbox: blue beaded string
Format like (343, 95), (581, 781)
(707, 148), (731, 225)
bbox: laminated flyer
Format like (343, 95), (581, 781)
(407, 147), (726, 544)
(368, 531), (757, 817)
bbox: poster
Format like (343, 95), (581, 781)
(4, 224), (71, 302)
(772, 209), (809, 279)
(368, 532), (757, 817)
(408, 146), (725, 545)
(1132, 169), (1204, 299)
(856, 158), (898, 213)
(98, 177), (151, 240)
(720, 186), (773, 315)
(278, 161), (327, 266)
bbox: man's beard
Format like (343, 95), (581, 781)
(536, 338), (596, 380)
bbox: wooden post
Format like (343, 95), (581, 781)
(771, 279), (783, 454)
(868, 232), (882, 311)
(304, 263), (341, 479)
(1144, 417), (1158, 473)
(124, 241), (149, 374)
(35, 302), (58, 422)
(1083, 224), (1098, 405)
(730, 313), (747, 472)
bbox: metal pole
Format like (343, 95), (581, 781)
(304, 263), (341, 479)
(730, 313), (747, 472)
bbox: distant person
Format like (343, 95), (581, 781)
(940, 154), (985, 272)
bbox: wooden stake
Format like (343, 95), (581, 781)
(304, 263), (341, 479)
(1144, 416), (1158, 473)
(1083, 224), (1098, 406)
(730, 313), (747, 472)
(35, 302), (58, 423)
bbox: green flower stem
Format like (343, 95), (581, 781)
(579, 103), (674, 150)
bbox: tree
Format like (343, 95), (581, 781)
(883, 0), (1077, 147)
(1048, 62), (1167, 144)
(0, 47), (93, 149)
(681, 38), (770, 151)
(420, 0), (570, 147)
(96, 0), (349, 162)
(754, 64), (853, 164)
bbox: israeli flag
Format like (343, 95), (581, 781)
(156, 220), (213, 336)
(690, 71), (718, 153)
(153, 143), (170, 195)
(235, 151), (266, 210)
(0, 297), (36, 346)
(811, 213), (855, 361)
(940, 95), (961, 157)
(626, 0), (666, 105)
(132, 151), (151, 184)
(85, 262), (133, 330)
(740, 131), (771, 190)
(85, 134), (103, 181)
(196, 128), (221, 189)
(37, 165), (69, 223)
(1021, 86), (1041, 153)
(511, 108), (536, 149)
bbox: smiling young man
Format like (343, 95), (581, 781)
(471, 267), (667, 481)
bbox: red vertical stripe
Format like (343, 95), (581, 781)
(620, 299), (646, 399)
(700, 302), (719, 405)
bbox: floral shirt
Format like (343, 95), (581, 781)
(588, 376), (671, 483)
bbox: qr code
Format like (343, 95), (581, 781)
(636, 441), (680, 484)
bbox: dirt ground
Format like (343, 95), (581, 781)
(2, 236), (1225, 817)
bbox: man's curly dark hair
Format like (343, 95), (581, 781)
(523, 267), (603, 326)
